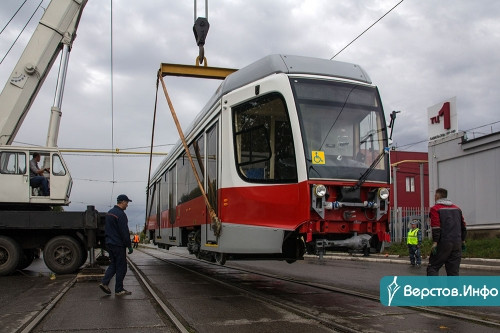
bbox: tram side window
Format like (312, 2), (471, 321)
(146, 183), (157, 218)
(207, 123), (218, 211)
(160, 172), (169, 212)
(168, 166), (176, 224)
(233, 93), (297, 183)
(190, 134), (205, 192)
(177, 155), (189, 204)
(177, 134), (205, 205)
(0, 152), (26, 174)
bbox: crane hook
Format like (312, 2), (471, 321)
(193, 17), (209, 64)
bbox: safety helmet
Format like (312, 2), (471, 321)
(410, 219), (420, 227)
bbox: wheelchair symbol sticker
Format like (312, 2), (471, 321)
(312, 151), (325, 164)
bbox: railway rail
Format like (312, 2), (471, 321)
(135, 247), (500, 332)
(12, 247), (500, 332)
(129, 249), (353, 333)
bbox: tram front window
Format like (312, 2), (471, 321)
(291, 78), (389, 182)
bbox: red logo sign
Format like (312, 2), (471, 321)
(429, 102), (451, 129)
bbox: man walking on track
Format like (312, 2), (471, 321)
(99, 194), (134, 296)
(427, 188), (467, 276)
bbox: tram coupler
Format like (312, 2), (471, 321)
(315, 234), (372, 258)
(316, 239), (327, 260)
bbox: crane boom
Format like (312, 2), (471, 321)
(0, 0), (87, 145)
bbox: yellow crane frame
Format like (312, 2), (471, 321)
(156, 58), (237, 236)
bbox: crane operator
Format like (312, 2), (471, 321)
(29, 152), (50, 196)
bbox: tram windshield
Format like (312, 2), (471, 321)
(291, 78), (389, 182)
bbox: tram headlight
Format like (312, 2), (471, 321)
(378, 188), (389, 200)
(313, 184), (327, 198)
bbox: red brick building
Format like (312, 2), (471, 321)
(389, 150), (429, 209)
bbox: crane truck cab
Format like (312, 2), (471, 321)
(0, 146), (72, 206)
(0, 0), (107, 277)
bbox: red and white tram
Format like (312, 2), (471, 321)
(146, 54), (391, 264)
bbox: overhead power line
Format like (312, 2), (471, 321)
(11, 140), (172, 152)
(0, 0), (28, 35)
(331, 0), (405, 59)
(109, 0), (116, 208)
(0, 0), (43, 65)
(73, 178), (146, 183)
(395, 119), (500, 151)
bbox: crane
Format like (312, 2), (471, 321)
(0, 0), (87, 206)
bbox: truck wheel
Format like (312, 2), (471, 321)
(17, 249), (36, 270)
(44, 236), (83, 274)
(0, 236), (22, 276)
(79, 246), (88, 267)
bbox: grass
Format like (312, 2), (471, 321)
(385, 238), (500, 259)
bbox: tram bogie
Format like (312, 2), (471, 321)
(147, 54), (391, 264)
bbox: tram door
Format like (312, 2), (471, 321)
(205, 122), (219, 243)
(168, 166), (176, 242)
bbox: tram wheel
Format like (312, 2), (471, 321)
(370, 235), (383, 253)
(214, 253), (226, 265)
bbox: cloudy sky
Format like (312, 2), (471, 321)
(1, 0), (499, 230)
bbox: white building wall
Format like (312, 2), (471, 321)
(428, 131), (500, 230)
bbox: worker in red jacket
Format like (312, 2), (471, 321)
(427, 188), (467, 276)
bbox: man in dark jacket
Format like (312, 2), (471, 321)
(427, 188), (467, 276)
(99, 194), (134, 295)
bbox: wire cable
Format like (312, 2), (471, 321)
(463, 120), (500, 134)
(118, 143), (174, 151)
(146, 75), (160, 231)
(74, 178), (146, 183)
(109, 0), (116, 206)
(0, 0), (28, 35)
(11, 139), (173, 151)
(331, 0), (405, 59)
(395, 119), (500, 151)
(0, 0), (43, 65)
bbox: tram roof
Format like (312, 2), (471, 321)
(202, 54), (372, 116)
(222, 54), (372, 95)
(200, 54), (372, 127)
(151, 55), (373, 181)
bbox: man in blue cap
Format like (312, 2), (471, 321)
(99, 194), (134, 296)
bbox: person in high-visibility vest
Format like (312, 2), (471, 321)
(133, 234), (140, 248)
(407, 219), (422, 267)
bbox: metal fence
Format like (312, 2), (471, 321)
(390, 207), (430, 243)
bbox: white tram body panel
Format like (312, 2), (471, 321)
(147, 55), (390, 262)
(216, 73), (306, 253)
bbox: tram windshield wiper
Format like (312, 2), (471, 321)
(352, 110), (398, 189)
(352, 147), (389, 190)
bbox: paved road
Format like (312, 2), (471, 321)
(0, 258), (74, 333)
(1, 248), (499, 332)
